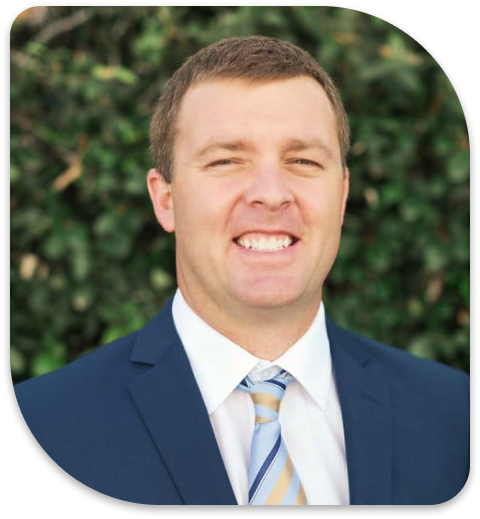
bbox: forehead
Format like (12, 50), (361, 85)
(175, 77), (339, 153)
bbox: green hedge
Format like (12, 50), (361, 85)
(10, 6), (469, 383)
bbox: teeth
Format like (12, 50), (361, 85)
(237, 235), (293, 251)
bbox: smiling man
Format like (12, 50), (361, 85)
(148, 75), (349, 360)
(15, 36), (469, 505)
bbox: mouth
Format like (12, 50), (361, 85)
(233, 232), (299, 252)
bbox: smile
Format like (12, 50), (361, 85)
(234, 233), (298, 252)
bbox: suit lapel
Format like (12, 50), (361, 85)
(327, 317), (393, 505)
(128, 300), (237, 505)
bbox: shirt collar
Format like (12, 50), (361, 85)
(171, 289), (332, 414)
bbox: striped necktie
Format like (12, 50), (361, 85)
(239, 369), (308, 505)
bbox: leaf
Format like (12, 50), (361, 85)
(92, 65), (138, 85)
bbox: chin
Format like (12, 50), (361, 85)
(232, 280), (306, 310)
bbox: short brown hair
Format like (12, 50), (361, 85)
(150, 36), (350, 182)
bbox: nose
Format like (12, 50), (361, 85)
(244, 162), (294, 209)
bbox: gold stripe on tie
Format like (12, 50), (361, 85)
(264, 455), (294, 505)
(250, 392), (281, 413)
(292, 483), (307, 505)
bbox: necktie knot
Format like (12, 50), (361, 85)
(239, 369), (293, 424)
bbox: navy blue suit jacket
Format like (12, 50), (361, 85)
(14, 300), (469, 505)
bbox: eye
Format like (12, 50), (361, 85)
(291, 159), (322, 168)
(293, 158), (321, 167)
(208, 159), (235, 167)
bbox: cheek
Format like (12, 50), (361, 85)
(304, 187), (343, 223)
(300, 189), (345, 251)
(173, 183), (237, 240)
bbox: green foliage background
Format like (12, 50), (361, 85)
(10, 6), (469, 383)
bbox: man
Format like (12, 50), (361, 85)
(15, 36), (469, 505)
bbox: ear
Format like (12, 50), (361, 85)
(340, 167), (349, 225)
(146, 169), (175, 232)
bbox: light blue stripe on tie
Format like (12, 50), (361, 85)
(254, 404), (278, 422)
(249, 422), (278, 480)
(250, 440), (288, 504)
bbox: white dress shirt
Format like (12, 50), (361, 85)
(172, 289), (349, 505)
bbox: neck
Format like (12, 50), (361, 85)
(225, 309), (319, 360)
(178, 287), (321, 361)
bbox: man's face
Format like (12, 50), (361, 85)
(148, 76), (349, 320)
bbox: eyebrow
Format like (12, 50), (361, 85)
(283, 138), (335, 160)
(193, 140), (253, 161)
(193, 138), (335, 162)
